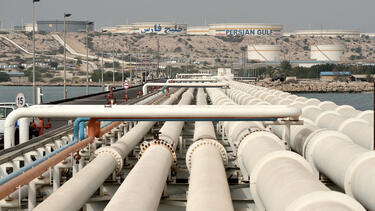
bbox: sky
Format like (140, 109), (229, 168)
(0, 0), (374, 32)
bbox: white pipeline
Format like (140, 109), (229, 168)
(186, 88), (233, 211)
(206, 88), (364, 211)
(229, 82), (375, 210)
(34, 89), (186, 211)
(229, 83), (373, 149)
(104, 89), (195, 211)
(4, 104), (301, 148)
(142, 82), (228, 95)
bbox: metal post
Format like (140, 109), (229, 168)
(32, 1), (37, 104)
(63, 12), (71, 99)
(63, 15), (67, 99)
(101, 30), (106, 91)
(112, 43), (115, 87)
(129, 52), (132, 82)
(86, 23), (89, 95)
(373, 80), (375, 150)
(121, 51), (124, 84)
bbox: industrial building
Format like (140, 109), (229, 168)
(247, 45), (281, 62)
(310, 44), (344, 61)
(103, 22), (283, 36)
(293, 29), (360, 38)
(102, 22), (187, 34)
(186, 26), (210, 35)
(208, 23), (283, 36)
(37, 20), (94, 32)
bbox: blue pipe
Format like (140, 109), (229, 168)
(0, 118), (114, 186)
(74, 117), (89, 142)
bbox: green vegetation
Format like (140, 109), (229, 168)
(91, 69), (130, 82)
(248, 63), (375, 79)
(50, 77), (64, 83)
(104, 61), (120, 68)
(216, 35), (244, 43)
(0, 72), (10, 82)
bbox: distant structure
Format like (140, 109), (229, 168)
(103, 22), (187, 34)
(103, 22), (283, 36)
(187, 26), (210, 35)
(37, 21), (94, 32)
(320, 71), (351, 81)
(208, 23), (283, 36)
(310, 45), (344, 61)
(294, 29), (360, 38)
(248, 45), (281, 62)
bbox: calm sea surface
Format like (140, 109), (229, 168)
(0, 86), (373, 110)
(296, 92), (373, 111)
(0, 86), (102, 103)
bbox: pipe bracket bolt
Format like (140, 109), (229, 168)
(185, 139), (228, 172)
(95, 147), (123, 172)
(139, 140), (177, 166)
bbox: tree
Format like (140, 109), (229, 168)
(0, 72), (10, 82)
(280, 60), (292, 71)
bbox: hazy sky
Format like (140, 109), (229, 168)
(1, 0), (374, 32)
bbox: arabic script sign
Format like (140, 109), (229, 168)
(139, 24), (187, 34)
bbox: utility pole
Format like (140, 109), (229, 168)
(86, 22), (89, 95)
(101, 30), (107, 91)
(121, 50), (124, 84)
(156, 37), (160, 78)
(32, 0), (40, 104)
(112, 40), (115, 87)
(63, 12), (71, 99)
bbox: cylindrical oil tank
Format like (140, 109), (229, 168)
(248, 45), (281, 62)
(310, 45), (344, 61)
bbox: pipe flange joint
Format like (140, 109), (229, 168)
(344, 151), (375, 197)
(236, 127), (268, 147)
(95, 147), (123, 172)
(185, 139), (228, 172)
(139, 140), (177, 166)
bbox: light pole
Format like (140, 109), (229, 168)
(121, 50), (125, 84)
(32, 0), (40, 105)
(85, 22), (89, 95)
(112, 35), (116, 87)
(63, 12), (71, 99)
(101, 30), (107, 91)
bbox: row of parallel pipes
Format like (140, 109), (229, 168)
(34, 89), (186, 211)
(226, 82), (375, 210)
(206, 87), (364, 211)
(104, 88), (195, 211)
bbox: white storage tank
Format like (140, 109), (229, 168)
(310, 45), (344, 61)
(247, 45), (281, 62)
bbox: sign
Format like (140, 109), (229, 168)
(15, 93), (26, 108)
(123, 81), (129, 90)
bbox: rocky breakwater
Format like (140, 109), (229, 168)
(251, 80), (374, 93)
